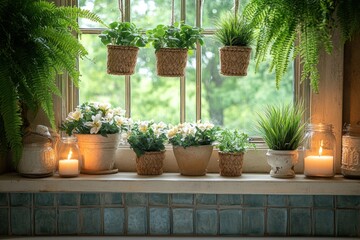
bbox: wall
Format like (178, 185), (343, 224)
(0, 192), (359, 237)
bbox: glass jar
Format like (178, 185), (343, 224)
(57, 136), (82, 177)
(303, 123), (336, 178)
(341, 124), (360, 178)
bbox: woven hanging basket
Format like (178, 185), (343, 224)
(107, 45), (139, 75)
(135, 151), (165, 175)
(218, 151), (244, 177)
(156, 48), (188, 77)
(220, 46), (252, 76)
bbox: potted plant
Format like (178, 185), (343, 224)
(216, 129), (255, 177)
(0, 0), (104, 171)
(214, 12), (254, 76)
(168, 121), (218, 176)
(256, 103), (305, 178)
(127, 121), (168, 175)
(147, 22), (204, 77)
(99, 21), (147, 75)
(61, 102), (132, 174)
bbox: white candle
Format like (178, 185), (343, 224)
(304, 145), (334, 177)
(59, 159), (79, 176)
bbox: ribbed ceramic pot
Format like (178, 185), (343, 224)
(266, 149), (298, 178)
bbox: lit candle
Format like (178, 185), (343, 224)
(59, 150), (79, 177)
(304, 144), (334, 177)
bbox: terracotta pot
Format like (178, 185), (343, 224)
(266, 149), (298, 178)
(107, 45), (139, 75)
(173, 145), (213, 176)
(136, 151), (165, 175)
(218, 151), (244, 177)
(75, 133), (120, 173)
(156, 48), (188, 77)
(219, 46), (251, 76)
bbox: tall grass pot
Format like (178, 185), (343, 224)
(218, 151), (244, 177)
(220, 46), (251, 76)
(266, 149), (298, 178)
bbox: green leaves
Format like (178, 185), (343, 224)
(216, 129), (255, 153)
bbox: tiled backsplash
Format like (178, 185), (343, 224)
(0, 192), (359, 237)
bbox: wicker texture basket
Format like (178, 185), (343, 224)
(156, 48), (188, 77)
(136, 151), (165, 175)
(220, 46), (252, 76)
(107, 45), (139, 75)
(218, 151), (244, 177)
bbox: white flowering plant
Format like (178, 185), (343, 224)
(60, 102), (132, 136)
(168, 121), (218, 148)
(127, 121), (168, 157)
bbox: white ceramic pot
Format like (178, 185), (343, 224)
(266, 149), (298, 178)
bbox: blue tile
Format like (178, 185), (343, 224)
(290, 208), (312, 236)
(127, 207), (147, 234)
(149, 207), (170, 235)
(219, 209), (242, 235)
(125, 193), (147, 205)
(172, 208), (193, 234)
(57, 193), (79, 206)
(10, 193), (31, 206)
(196, 194), (217, 205)
(102, 193), (122, 205)
(104, 208), (124, 235)
(80, 208), (101, 235)
(35, 193), (55, 206)
(289, 195), (313, 207)
(243, 209), (265, 235)
(80, 193), (100, 205)
(58, 208), (78, 235)
(149, 193), (169, 205)
(314, 195), (334, 208)
(337, 196), (360, 208)
(314, 209), (334, 236)
(10, 207), (31, 235)
(34, 208), (56, 235)
(243, 195), (266, 207)
(172, 194), (193, 205)
(267, 208), (287, 235)
(218, 194), (242, 205)
(0, 193), (8, 206)
(268, 195), (287, 207)
(336, 209), (360, 237)
(0, 208), (8, 235)
(195, 209), (218, 235)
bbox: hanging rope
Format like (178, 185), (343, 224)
(234, 0), (239, 17)
(118, 0), (124, 22)
(170, 0), (175, 25)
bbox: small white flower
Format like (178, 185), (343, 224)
(85, 114), (102, 134)
(66, 109), (83, 121)
(99, 103), (111, 112)
(113, 107), (126, 116)
(139, 121), (149, 133)
(167, 126), (179, 138)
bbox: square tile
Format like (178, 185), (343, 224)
(57, 193), (79, 206)
(58, 208), (79, 235)
(104, 208), (124, 235)
(290, 208), (312, 235)
(149, 193), (169, 205)
(219, 209), (242, 235)
(0, 193), (8, 206)
(314, 209), (334, 236)
(102, 193), (122, 205)
(0, 208), (8, 235)
(10, 207), (31, 235)
(172, 194), (193, 205)
(314, 195), (334, 208)
(243, 195), (266, 207)
(196, 194), (216, 205)
(268, 195), (287, 207)
(195, 209), (218, 235)
(125, 193), (147, 205)
(35, 208), (56, 235)
(35, 193), (55, 206)
(127, 207), (147, 234)
(289, 195), (313, 207)
(172, 208), (193, 234)
(10, 193), (31, 206)
(80, 193), (100, 205)
(80, 208), (101, 235)
(218, 194), (242, 205)
(267, 208), (287, 235)
(243, 209), (265, 235)
(336, 209), (360, 237)
(149, 207), (170, 235)
(337, 196), (360, 208)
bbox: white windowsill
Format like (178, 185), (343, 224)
(0, 172), (359, 195)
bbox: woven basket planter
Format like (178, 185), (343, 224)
(156, 48), (188, 77)
(136, 151), (165, 175)
(218, 151), (244, 177)
(107, 45), (139, 75)
(220, 46), (252, 76)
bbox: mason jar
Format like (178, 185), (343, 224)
(303, 123), (336, 177)
(57, 136), (82, 177)
(341, 124), (360, 178)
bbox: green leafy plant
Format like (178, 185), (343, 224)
(216, 129), (255, 153)
(99, 21), (147, 47)
(0, 0), (104, 165)
(256, 103), (305, 150)
(243, 0), (360, 93)
(146, 22), (204, 52)
(214, 12), (254, 47)
(127, 121), (168, 157)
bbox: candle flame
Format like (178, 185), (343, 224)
(318, 140), (323, 156)
(67, 150), (73, 160)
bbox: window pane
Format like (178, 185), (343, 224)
(202, 0), (233, 29)
(79, 0), (119, 28)
(185, 51), (196, 123)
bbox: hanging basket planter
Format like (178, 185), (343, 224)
(156, 48), (188, 77)
(220, 46), (251, 76)
(107, 45), (139, 75)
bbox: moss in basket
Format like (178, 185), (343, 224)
(216, 129), (255, 153)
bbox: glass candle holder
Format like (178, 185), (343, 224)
(342, 124), (360, 178)
(303, 123), (336, 178)
(57, 136), (82, 177)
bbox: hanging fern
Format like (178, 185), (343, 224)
(0, 0), (104, 166)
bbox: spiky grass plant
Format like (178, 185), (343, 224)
(214, 13), (254, 47)
(0, 0), (104, 166)
(256, 104), (305, 150)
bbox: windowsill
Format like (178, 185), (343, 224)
(0, 172), (359, 195)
